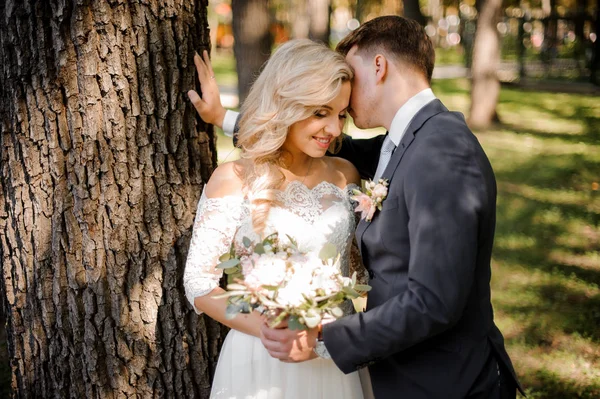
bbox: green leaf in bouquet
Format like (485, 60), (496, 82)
(225, 303), (242, 320)
(226, 270), (243, 285)
(319, 243), (338, 260)
(268, 311), (289, 328)
(243, 236), (252, 248)
(285, 234), (299, 250)
(302, 310), (321, 329)
(351, 271), (357, 286)
(217, 259), (241, 269)
(261, 285), (280, 291)
(354, 284), (372, 292)
(330, 306), (344, 318)
(254, 243), (265, 254)
(262, 233), (279, 247)
(239, 301), (252, 314)
(342, 286), (360, 298)
(219, 290), (249, 297)
(288, 315), (308, 331)
(223, 266), (241, 276)
(256, 293), (281, 309)
(226, 283), (248, 291)
(219, 252), (231, 262)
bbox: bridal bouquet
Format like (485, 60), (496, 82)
(214, 233), (371, 330)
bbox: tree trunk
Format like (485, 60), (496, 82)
(0, 1), (227, 397)
(231, 0), (272, 106)
(469, 0), (502, 128)
(592, 0), (600, 84)
(403, 0), (427, 26)
(292, 0), (310, 40)
(308, 0), (331, 45)
(541, 0), (558, 68)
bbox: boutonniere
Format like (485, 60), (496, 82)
(351, 179), (389, 222)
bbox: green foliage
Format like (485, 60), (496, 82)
(210, 50), (238, 87)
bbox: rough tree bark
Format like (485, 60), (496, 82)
(231, 0), (272, 105)
(469, 0), (503, 128)
(0, 0), (226, 397)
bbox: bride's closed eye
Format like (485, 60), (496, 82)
(313, 110), (348, 120)
(314, 109), (328, 118)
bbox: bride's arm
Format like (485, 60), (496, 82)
(193, 289), (264, 338)
(183, 162), (263, 338)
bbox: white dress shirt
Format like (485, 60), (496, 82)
(386, 88), (437, 147)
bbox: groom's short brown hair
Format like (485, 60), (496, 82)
(336, 16), (435, 83)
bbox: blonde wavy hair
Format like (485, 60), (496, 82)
(236, 39), (353, 234)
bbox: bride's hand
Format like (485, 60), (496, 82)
(187, 50), (227, 128)
(259, 321), (318, 363)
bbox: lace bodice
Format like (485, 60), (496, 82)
(183, 181), (361, 314)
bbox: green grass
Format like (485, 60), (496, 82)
(435, 46), (465, 66)
(211, 49), (238, 88)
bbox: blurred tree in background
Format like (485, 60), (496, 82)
(470, 0), (503, 127)
(232, 0), (273, 104)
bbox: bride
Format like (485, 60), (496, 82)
(183, 40), (370, 398)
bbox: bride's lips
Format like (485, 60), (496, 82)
(313, 136), (332, 149)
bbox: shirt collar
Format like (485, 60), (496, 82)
(388, 88), (437, 146)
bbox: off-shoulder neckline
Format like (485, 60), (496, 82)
(201, 180), (359, 202)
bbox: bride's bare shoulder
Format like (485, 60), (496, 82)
(204, 160), (246, 198)
(324, 156), (360, 187)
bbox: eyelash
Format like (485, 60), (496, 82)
(314, 111), (347, 119)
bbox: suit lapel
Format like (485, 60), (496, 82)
(356, 99), (448, 250)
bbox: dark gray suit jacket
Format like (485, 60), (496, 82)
(323, 100), (522, 398)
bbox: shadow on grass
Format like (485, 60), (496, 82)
(493, 165), (600, 343)
(500, 280), (600, 343)
(488, 122), (600, 396)
(497, 89), (600, 145)
(522, 368), (600, 399)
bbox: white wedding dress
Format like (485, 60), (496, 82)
(184, 180), (370, 399)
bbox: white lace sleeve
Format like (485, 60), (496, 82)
(183, 190), (248, 314)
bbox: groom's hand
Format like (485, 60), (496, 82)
(188, 50), (227, 129)
(260, 321), (318, 363)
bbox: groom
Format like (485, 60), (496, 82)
(190, 16), (523, 399)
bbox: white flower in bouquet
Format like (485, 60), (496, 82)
(214, 233), (371, 330)
(242, 253), (287, 291)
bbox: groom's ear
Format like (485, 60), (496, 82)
(373, 54), (388, 84)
